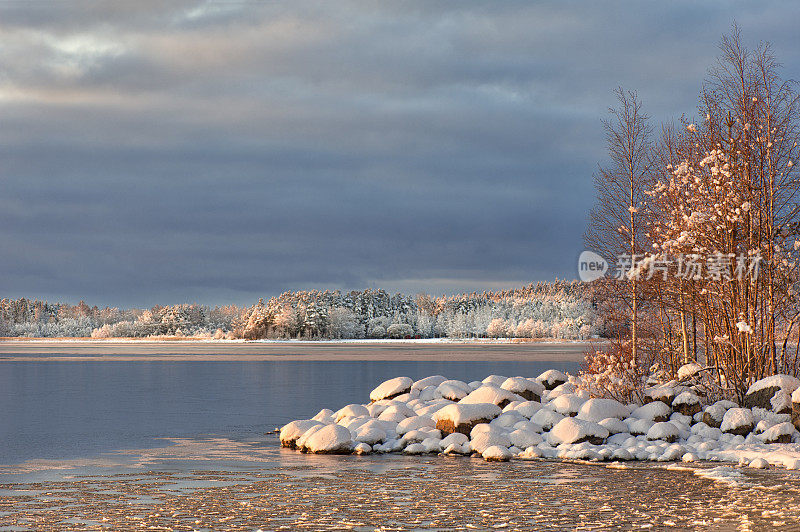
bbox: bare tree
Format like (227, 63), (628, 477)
(585, 88), (653, 365)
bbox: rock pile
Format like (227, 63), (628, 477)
(279, 367), (800, 470)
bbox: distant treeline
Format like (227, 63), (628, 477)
(0, 281), (599, 340)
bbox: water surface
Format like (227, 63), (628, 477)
(0, 358), (575, 466)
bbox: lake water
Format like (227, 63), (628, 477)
(0, 356), (576, 466)
(3, 344), (800, 531)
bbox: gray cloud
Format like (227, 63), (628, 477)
(1, 1), (799, 307)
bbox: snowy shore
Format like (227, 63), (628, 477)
(280, 368), (800, 471)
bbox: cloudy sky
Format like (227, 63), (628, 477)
(1, 1), (799, 307)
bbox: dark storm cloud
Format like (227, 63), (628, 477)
(1, 1), (799, 306)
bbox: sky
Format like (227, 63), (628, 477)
(1, 1), (799, 308)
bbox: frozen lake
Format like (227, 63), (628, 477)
(2, 342), (800, 530)
(0, 342), (583, 465)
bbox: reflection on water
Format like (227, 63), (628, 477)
(2, 435), (800, 531)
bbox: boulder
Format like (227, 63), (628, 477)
(646, 422), (679, 443)
(513, 401), (544, 419)
(672, 391), (702, 417)
(500, 377), (544, 402)
(410, 375), (447, 394)
(280, 419), (323, 448)
(551, 393), (586, 417)
(631, 401), (672, 422)
(397, 415), (436, 435)
(459, 385), (524, 408)
(531, 408), (565, 430)
(644, 382), (680, 405)
(303, 424), (354, 454)
(702, 400), (737, 428)
(576, 398), (629, 422)
(436, 380), (471, 401)
(335, 404), (370, 422)
(743, 375), (800, 411)
(549, 417), (609, 445)
(720, 408), (755, 436)
(470, 429), (512, 454)
(509, 429), (543, 449)
(482, 445), (512, 462)
(761, 422), (796, 444)
(370, 377), (413, 402)
(537, 369), (568, 390)
(432, 403), (502, 436)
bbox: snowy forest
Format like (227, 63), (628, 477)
(0, 281), (598, 341)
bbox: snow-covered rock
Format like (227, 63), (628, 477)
(312, 408), (335, 424)
(459, 385), (524, 408)
(490, 411), (527, 428)
(403, 443), (427, 455)
(432, 403), (502, 435)
(352, 419), (390, 445)
(411, 375), (447, 394)
(599, 417), (630, 435)
(514, 401), (543, 419)
(436, 380), (471, 401)
(744, 374), (800, 411)
(760, 421), (796, 444)
(402, 428), (440, 444)
(482, 445), (512, 462)
(626, 418), (653, 436)
(296, 424), (326, 450)
(353, 442), (372, 455)
(378, 403), (416, 422)
(500, 377), (544, 402)
(303, 424), (353, 454)
(513, 420), (542, 433)
(509, 429), (543, 449)
(470, 428), (512, 454)
(370, 377), (413, 402)
(646, 422), (679, 443)
(551, 393), (586, 417)
(771, 389), (793, 415)
(671, 391), (702, 416)
(631, 401), (672, 422)
(335, 404), (370, 422)
(517, 446), (544, 460)
(397, 415), (436, 435)
(644, 383), (679, 405)
(703, 400), (737, 428)
(440, 432), (469, 448)
(531, 409), (564, 430)
(537, 369), (568, 390)
(576, 398), (629, 422)
(549, 417), (609, 445)
(482, 375), (508, 387)
(442, 442), (471, 455)
(720, 408), (755, 436)
(280, 419), (323, 448)
(278, 370), (800, 471)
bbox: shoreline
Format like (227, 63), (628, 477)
(0, 339), (594, 362)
